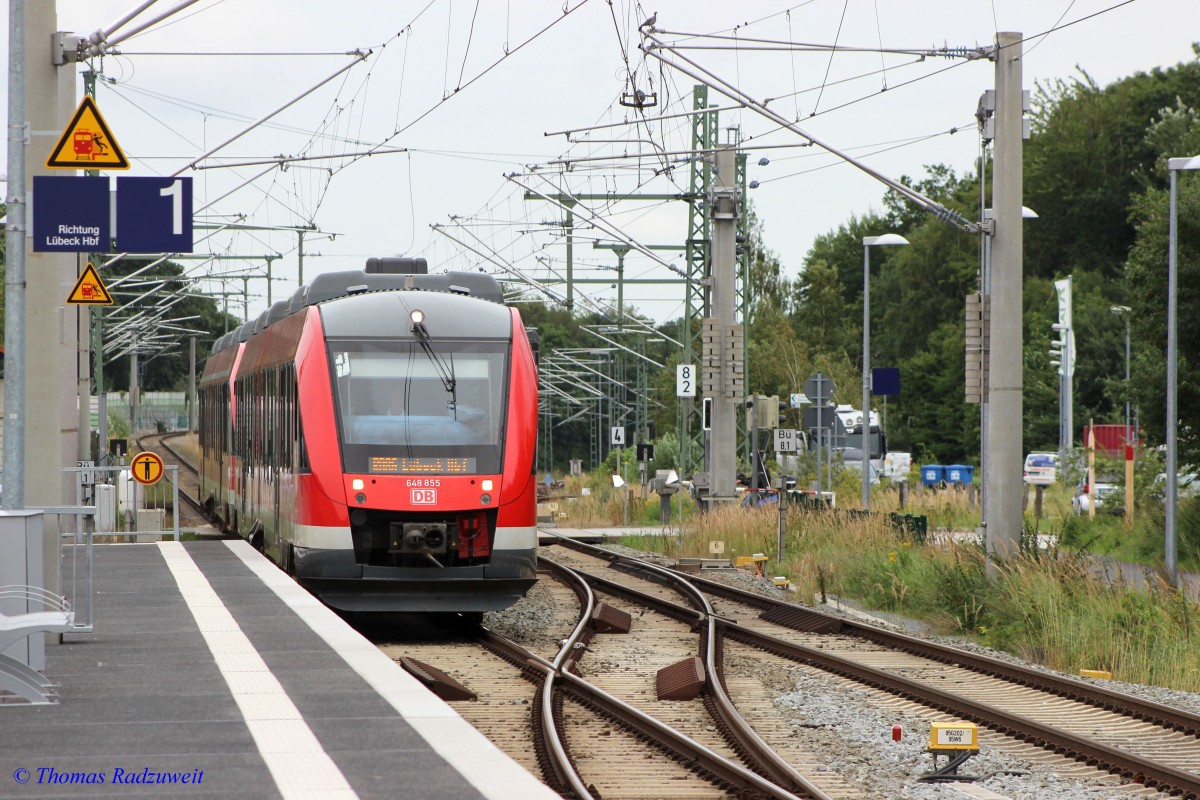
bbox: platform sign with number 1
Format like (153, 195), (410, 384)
(676, 364), (696, 397)
(116, 176), (194, 254)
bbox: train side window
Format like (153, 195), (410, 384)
(292, 361), (308, 474)
(297, 414), (310, 474)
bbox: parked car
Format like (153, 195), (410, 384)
(1073, 478), (1122, 514)
(1153, 471), (1200, 499)
(1023, 452), (1058, 486)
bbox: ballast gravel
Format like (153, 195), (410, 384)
(486, 542), (1190, 799)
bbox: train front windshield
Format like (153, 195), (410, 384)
(329, 340), (509, 474)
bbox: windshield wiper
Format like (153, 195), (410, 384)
(410, 315), (458, 416)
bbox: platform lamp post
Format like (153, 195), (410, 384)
(1165, 156), (1200, 586)
(862, 233), (909, 511)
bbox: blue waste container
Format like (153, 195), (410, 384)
(946, 464), (974, 485)
(920, 465), (944, 487)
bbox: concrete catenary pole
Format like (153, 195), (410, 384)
(984, 32), (1024, 564)
(708, 147), (740, 504)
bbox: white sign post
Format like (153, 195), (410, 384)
(676, 364), (697, 397)
(774, 429), (798, 453)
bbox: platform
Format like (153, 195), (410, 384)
(0, 541), (560, 800)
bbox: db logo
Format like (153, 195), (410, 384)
(410, 488), (437, 505)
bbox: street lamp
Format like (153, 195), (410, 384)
(1165, 156), (1200, 586)
(1110, 305), (1131, 444)
(862, 233), (909, 511)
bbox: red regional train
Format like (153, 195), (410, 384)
(198, 257), (539, 615)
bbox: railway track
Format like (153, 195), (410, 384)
(128, 437), (1200, 797)
(381, 559), (834, 799)
(543, 536), (1200, 799)
(135, 431), (218, 531)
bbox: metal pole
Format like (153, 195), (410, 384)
(3, 0), (27, 508)
(815, 378), (823, 497)
(129, 337), (139, 437)
(1166, 167), (1179, 585)
(1124, 317), (1131, 442)
(777, 469), (786, 558)
(78, 284), (91, 459)
(1066, 276), (1074, 452)
(621, 447), (628, 527)
(188, 335), (197, 432)
(750, 396), (760, 491)
(297, 229), (305, 286)
(862, 245), (871, 511)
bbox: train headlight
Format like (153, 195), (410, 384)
(355, 493), (366, 504)
(480, 493), (492, 505)
(410, 309), (425, 326)
(352, 479), (364, 491)
(481, 480), (493, 491)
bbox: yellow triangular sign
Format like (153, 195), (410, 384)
(46, 95), (129, 170)
(67, 263), (115, 305)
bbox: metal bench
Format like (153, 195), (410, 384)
(0, 585), (75, 705)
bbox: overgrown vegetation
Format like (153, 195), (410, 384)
(559, 477), (1200, 691)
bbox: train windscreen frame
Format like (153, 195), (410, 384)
(328, 339), (509, 474)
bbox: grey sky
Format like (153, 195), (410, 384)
(5, 0), (1199, 326)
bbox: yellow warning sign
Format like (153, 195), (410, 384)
(130, 451), (165, 486)
(67, 262), (114, 305)
(46, 95), (129, 170)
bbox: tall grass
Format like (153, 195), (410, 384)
(609, 494), (1200, 692)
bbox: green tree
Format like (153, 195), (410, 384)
(105, 257), (240, 392)
(1125, 98), (1200, 465)
(1025, 56), (1200, 284)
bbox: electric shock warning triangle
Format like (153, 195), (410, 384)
(46, 95), (129, 170)
(67, 263), (115, 305)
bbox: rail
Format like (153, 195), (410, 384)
(548, 535), (1200, 799)
(536, 553), (815, 800)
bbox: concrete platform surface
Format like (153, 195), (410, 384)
(0, 541), (561, 800)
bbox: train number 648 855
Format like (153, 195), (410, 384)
(406, 478), (442, 487)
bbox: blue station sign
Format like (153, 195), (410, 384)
(31, 175), (111, 252)
(116, 177), (194, 254)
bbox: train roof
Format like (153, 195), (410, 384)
(203, 259), (506, 359)
(266, 299), (290, 326)
(320, 285), (512, 340)
(287, 285), (309, 315)
(304, 269), (503, 306)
